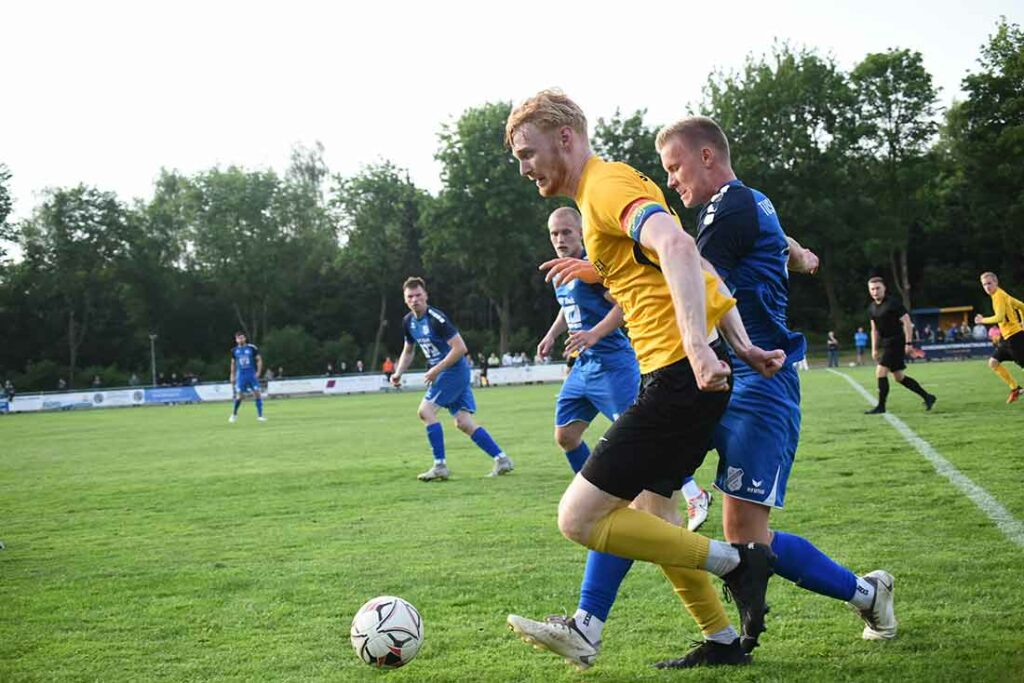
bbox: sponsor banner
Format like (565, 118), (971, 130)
(918, 341), (992, 360)
(487, 364), (565, 385)
(0, 398), (8, 413)
(91, 389), (145, 408)
(324, 374), (400, 394)
(195, 384), (235, 402)
(270, 378), (329, 396)
(143, 386), (201, 404)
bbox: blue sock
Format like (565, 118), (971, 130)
(255, 398), (263, 416)
(578, 551), (634, 621)
(564, 442), (590, 473)
(426, 423), (445, 462)
(771, 530), (857, 601)
(470, 427), (503, 458)
(232, 399), (241, 415)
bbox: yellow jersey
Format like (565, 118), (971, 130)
(574, 156), (735, 374)
(981, 287), (1024, 340)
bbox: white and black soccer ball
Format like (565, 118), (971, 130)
(350, 596), (423, 668)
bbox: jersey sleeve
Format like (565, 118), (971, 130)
(696, 187), (759, 272)
(430, 311), (459, 341)
(589, 164), (667, 242)
(893, 300), (908, 319)
(402, 313), (415, 345)
(250, 344), (261, 357)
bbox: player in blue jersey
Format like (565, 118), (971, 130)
(391, 277), (513, 480)
(229, 331), (266, 423)
(508, 206), (718, 668)
(656, 117), (896, 654)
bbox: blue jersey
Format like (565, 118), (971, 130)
(554, 266), (634, 367)
(403, 307), (468, 371)
(232, 344), (260, 375)
(696, 180), (806, 375)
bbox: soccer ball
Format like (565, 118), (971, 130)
(350, 596), (424, 668)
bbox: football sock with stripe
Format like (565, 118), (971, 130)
(425, 423), (445, 463)
(470, 427), (503, 458)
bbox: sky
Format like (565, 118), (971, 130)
(2, 0), (1021, 224)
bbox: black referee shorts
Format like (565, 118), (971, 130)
(878, 339), (907, 372)
(580, 342), (732, 501)
(993, 332), (1024, 367)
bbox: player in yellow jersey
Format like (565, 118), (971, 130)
(504, 89), (785, 669)
(975, 272), (1024, 403)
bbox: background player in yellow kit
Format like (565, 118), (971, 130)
(975, 272), (1024, 403)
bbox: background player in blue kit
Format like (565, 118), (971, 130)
(391, 277), (513, 481)
(657, 116), (896, 651)
(229, 331), (265, 423)
(508, 207), (716, 668)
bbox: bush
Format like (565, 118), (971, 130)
(12, 359), (63, 392)
(262, 326), (320, 376)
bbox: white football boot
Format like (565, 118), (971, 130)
(687, 488), (713, 532)
(487, 454), (514, 477)
(417, 462), (450, 482)
(507, 614), (600, 670)
(228, 414), (237, 424)
(854, 570), (897, 640)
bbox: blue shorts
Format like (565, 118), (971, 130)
(712, 365), (800, 508)
(555, 358), (640, 426)
(236, 373), (261, 394)
(424, 365), (476, 416)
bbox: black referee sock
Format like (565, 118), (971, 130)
(877, 377), (890, 409)
(900, 375), (929, 399)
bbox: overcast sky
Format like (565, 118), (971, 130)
(2, 0), (1020, 223)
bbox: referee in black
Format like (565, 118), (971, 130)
(866, 277), (937, 414)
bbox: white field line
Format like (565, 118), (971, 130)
(828, 369), (1024, 548)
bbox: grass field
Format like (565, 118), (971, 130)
(2, 361), (1024, 682)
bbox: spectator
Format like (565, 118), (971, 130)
(340, 361), (347, 373)
(356, 359), (364, 373)
(488, 352), (500, 367)
(959, 321), (972, 341)
(266, 367), (276, 381)
(170, 372), (180, 386)
(972, 321), (988, 341)
(478, 352), (491, 387)
(947, 324), (960, 343)
(922, 324), (935, 343)
(988, 325), (1002, 346)
(91, 375), (102, 388)
(827, 331), (840, 368)
(501, 351), (514, 367)
(3, 379), (14, 401)
(854, 327), (869, 366)
(326, 362), (335, 376)
(382, 356), (395, 382)
(276, 366), (284, 378)
(129, 373), (140, 386)
(57, 377), (67, 391)
(158, 372), (168, 386)
(935, 328), (945, 343)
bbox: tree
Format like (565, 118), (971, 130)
(851, 48), (940, 310)
(331, 162), (425, 369)
(426, 101), (551, 354)
(19, 186), (131, 387)
(0, 164), (13, 261)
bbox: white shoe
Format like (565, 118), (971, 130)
(417, 463), (450, 481)
(687, 488), (713, 532)
(507, 614), (600, 670)
(487, 454), (514, 477)
(257, 416), (267, 422)
(228, 414), (237, 423)
(855, 570), (897, 640)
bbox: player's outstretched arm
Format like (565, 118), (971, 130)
(539, 310), (568, 359)
(640, 213), (729, 391)
(255, 351), (264, 379)
(539, 257), (602, 286)
(392, 342), (416, 386)
(785, 235), (819, 274)
(229, 358), (236, 385)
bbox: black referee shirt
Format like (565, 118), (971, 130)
(869, 295), (908, 343)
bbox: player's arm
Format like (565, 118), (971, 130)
(539, 257), (602, 286)
(255, 351), (263, 379)
(229, 357), (236, 383)
(391, 341), (416, 386)
(700, 258), (785, 378)
(785, 235), (819, 274)
(900, 313), (914, 349)
(424, 334), (468, 384)
(870, 320), (879, 361)
(976, 292), (1007, 325)
(564, 295), (625, 356)
(639, 212), (730, 391)
(538, 310), (568, 359)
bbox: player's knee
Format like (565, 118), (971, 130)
(989, 358), (1000, 369)
(556, 507), (589, 545)
(454, 414), (475, 434)
(554, 429), (580, 452)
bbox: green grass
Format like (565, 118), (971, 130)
(2, 360), (1024, 681)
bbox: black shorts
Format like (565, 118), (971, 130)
(993, 332), (1024, 367)
(580, 343), (732, 501)
(878, 339), (906, 372)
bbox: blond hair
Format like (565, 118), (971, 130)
(980, 271), (998, 283)
(656, 116), (731, 164)
(505, 89), (588, 148)
(548, 206), (582, 229)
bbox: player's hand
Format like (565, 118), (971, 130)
(804, 249), (820, 275)
(564, 330), (600, 357)
(872, 349), (880, 362)
(974, 314), (984, 324)
(390, 373), (402, 388)
(539, 257), (602, 286)
(689, 344), (732, 392)
(423, 366), (441, 385)
(735, 345), (786, 379)
(537, 335), (555, 359)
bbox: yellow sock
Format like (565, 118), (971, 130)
(587, 507), (710, 569)
(994, 364), (1019, 389)
(661, 566), (731, 636)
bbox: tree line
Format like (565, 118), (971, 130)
(1, 19), (1020, 391)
